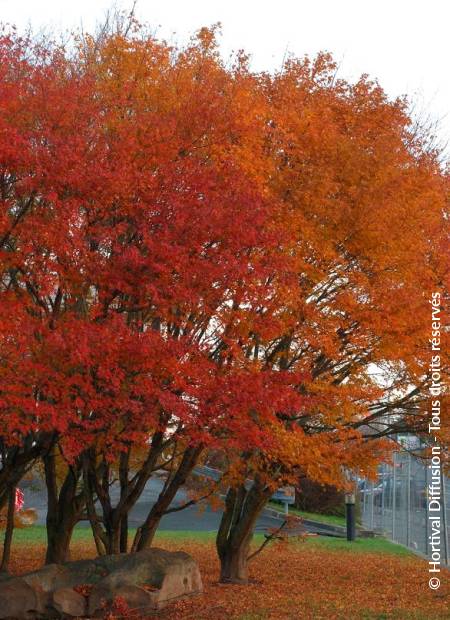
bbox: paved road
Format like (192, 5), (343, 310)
(20, 477), (290, 534)
(21, 475), (343, 538)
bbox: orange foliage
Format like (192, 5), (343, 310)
(0, 21), (448, 537)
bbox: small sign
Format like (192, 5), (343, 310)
(272, 486), (295, 504)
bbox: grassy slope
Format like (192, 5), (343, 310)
(306, 535), (413, 556)
(268, 501), (347, 527)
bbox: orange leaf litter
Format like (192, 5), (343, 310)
(8, 537), (449, 619)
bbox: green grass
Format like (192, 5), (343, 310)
(268, 501), (347, 527)
(303, 535), (414, 556)
(12, 525), (91, 545)
(154, 530), (221, 543)
(11, 525), (221, 546)
(13, 525), (411, 558)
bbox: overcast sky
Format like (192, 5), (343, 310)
(1, 0), (449, 153)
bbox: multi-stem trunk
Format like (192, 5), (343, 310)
(82, 433), (166, 555)
(44, 450), (85, 564)
(133, 445), (203, 551)
(83, 437), (203, 556)
(216, 477), (272, 583)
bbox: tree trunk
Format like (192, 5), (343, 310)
(133, 445), (202, 551)
(82, 434), (166, 557)
(119, 450), (129, 553)
(120, 515), (128, 553)
(0, 486), (16, 573)
(82, 458), (107, 556)
(219, 541), (251, 583)
(46, 519), (77, 564)
(44, 450), (85, 564)
(216, 478), (272, 583)
(104, 523), (121, 555)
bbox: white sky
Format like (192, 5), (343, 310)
(1, 0), (449, 153)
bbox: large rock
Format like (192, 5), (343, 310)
(0, 577), (38, 619)
(22, 559), (110, 591)
(89, 548), (203, 613)
(88, 584), (157, 616)
(0, 548), (202, 618)
(52, 588), (87, 617)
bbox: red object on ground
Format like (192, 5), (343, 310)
(15, 488), (24, 512)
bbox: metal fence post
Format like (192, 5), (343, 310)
(406, 453), (411, 548)
(370, 480), (374, 531)
(392, 453), (397, 541)
(362, 480), (367, 521)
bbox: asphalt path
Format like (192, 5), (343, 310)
(20, 477), (292, 535)
(21, 472), (344, 538)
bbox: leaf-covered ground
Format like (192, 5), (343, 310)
(7, 530), (449, 619)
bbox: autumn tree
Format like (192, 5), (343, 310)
(67, 24), (296, 558)
(0, 23), (299, 563)
(0, 21), (447, 579)
(214, 55), (448, 582)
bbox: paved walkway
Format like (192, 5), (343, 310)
(21, 476), (341, 536)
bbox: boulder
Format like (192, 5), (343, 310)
(22, 564), (70, 593)
(52, 588), (87, 617)
(115, 584), (158, 608)
(88, 584), (157, 616)
(0, 577), (37, 619)
(89, 548), (202, 613)
(0, 548), (202, 618)
(23, 559), (109, 592)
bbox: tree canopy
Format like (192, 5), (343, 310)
(0, 21), (447, 579)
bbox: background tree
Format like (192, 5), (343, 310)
(214, 54), (448, 582)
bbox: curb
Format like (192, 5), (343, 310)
(262, 507), (377, 538)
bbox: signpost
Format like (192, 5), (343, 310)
(272, 486), (295, 515)
(345, 493), (356, 541)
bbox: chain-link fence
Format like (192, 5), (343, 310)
(359, 451), (450, 565)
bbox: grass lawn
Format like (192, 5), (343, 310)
(10, 525), (217, 545)
(267, 501), (348, 527)
(7, 527), (449, 619)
